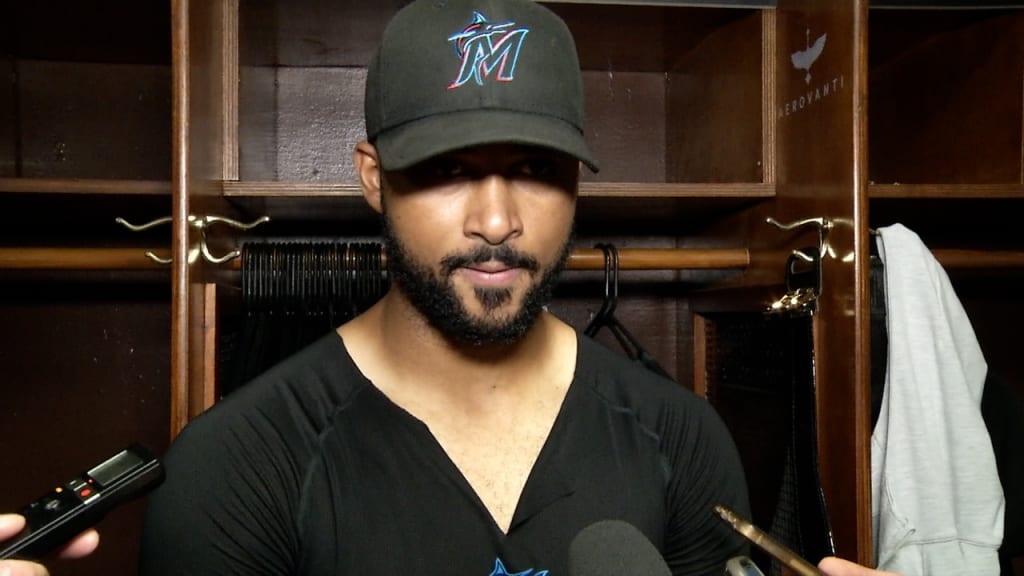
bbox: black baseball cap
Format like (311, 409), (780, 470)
(364, 0), (599, 172)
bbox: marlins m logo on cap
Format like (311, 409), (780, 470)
(447, 12), (529, 89)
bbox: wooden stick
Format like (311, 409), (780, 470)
(5, 247), (1024, 272)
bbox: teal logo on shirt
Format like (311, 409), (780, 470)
(490, 557), (549, 576)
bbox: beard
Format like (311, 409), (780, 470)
(382, 216), (571, 347)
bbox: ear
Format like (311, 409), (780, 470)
(353, 141), (384, 214)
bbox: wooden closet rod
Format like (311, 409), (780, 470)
(565, 247), (748, 270)
(0, 248), (172, 270)
(229, 247), (753, 271)
(6, 247), (1024, 271)
(0, 247), (750, 271)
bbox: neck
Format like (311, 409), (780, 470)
(339, 289), (574, 412)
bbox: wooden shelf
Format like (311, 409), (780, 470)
(223, 180), (774, 199)
(934, 249), (1024, 270)
(580, 182), (773, 198)
(223, 181), (361, 197)
(0, 177), (171, 195)
(541, 1), (772, 7)
(870, 183), (1024, 199)
(222, 181), (774, 230)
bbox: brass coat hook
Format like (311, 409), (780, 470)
(189, 215), (271, 264)
(766, 216), (834, 262)
(766, 247), (822, 316)
(115, 216), (174, 264)
(197, 215), (271, 231)
(765, 216), (831, 316)
(115, 216), (173, 232)
(765, 216), (833, 233)
(116, 215), (270, 265)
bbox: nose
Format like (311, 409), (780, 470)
(464, 175), (523, 245)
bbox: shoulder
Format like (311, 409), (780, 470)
(156, 332), (373, 515)
(573, 334), (750, 570)
(574, 333), (746, 488)
(141, 333), (372, 574)
(184, 332), (368, 445)
(574, 334), (720, 431)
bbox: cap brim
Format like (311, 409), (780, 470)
(373, 109), (599, 173)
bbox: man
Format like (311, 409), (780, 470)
(136, 0), (748, 574)
(0, 519), (896, 576)
(128, 0), (890, 575)
(0, 1), (899, 575)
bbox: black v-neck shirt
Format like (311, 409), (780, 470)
(139, 333), (749, 576)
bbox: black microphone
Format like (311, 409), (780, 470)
(568, 519), (671, 576)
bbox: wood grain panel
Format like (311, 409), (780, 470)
(238, 65), (278, 181)
(6, 1), (169, 65)
(667, 11), (763, 183)
(174, 0), (239, 434)
(774, 0), (871, 563)
(276, 68), (367, 182)
(0, 57), (14, 176)
(549, 3), (669, 73)
(0, 282), (171, 576)
(870, 182), (1024, 199)
(239, 0), (404, 67)
(171, 0), (191, 439)
(238, 67), (366, 182)
(0, 177), (171, 195)
(581, 71), (666, 183)
(233, 3), (773, 186)
(551, 4), (755, 74)
(16, 61), (171, 180)
(697, 0), (872, 566)
(869, 10), (1024, 184)
(186, 0), (227, 192)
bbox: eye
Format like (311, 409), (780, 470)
(405, 156), (468, 187)
(516, 157), (557, 178)
(429, 157), (465, 179)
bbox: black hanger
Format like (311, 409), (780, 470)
(584, 243), (614, 337)
(584, 244), (673, 379)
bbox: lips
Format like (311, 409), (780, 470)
(465, 261), (513, 274)
(440, 245), (540, 277)
(458, 262), (521, 286)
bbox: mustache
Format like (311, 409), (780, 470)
(440, 244), (541, 276)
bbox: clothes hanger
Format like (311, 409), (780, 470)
(583, 243), (613, 337)
(584, 244), (673, 379)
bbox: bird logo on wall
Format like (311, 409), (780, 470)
(791, 28), (827, 85)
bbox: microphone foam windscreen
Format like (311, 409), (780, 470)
(567, 519), (672, 576)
